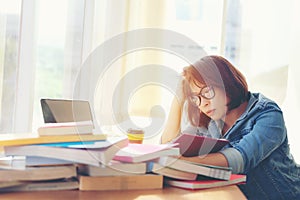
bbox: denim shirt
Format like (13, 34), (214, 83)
(183, 93), (300, 199)
(218, 92), (300, 199)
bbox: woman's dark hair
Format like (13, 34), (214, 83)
(182, 55), (249, 127)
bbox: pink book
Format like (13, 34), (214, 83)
(113, 143), (179, 163)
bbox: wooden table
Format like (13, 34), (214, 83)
(0, 185), (246, 200)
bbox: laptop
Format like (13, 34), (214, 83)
(40, 98), (94, 123)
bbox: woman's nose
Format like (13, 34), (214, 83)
(199, 97), (210, 108)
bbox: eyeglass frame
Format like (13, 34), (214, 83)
(189, 85), (215, 106)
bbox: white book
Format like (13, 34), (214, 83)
(26, 156), (75, 166)
(0, 156), (26, 170)
(150, 162), (197, 180)
(0, 165), (77, 182)
(37, 121), (94, 136)
(157, 156), (232, 180)
(0, 178), (79, 192)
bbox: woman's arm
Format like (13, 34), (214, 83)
(161, 97), (183, 143)
(180, 107), (286, 173)
(179, 152), (229, 167)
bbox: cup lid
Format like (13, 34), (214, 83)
(127, 128), (144, 134)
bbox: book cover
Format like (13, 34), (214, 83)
(37, 121), (94, 136)
(0, 165), (77, 182)
(157, 156), (232, 180)
(165, 174), (246, 190)
(113, 143), (179, 163)
(4, 137), (128, 166)
(150, 162), (198, 181)
(0, 133), (107, 146)
(171, 133), (229, 157)
(37, 136), (125, 148)
(78, 161), (147, 176)
(79, 174), (163, 191)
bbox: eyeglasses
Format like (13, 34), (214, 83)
(189, 86), (215, 106)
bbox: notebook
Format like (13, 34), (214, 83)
(40, 99), (94, 123)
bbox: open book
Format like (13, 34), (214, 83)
(171, 133), (229, 157)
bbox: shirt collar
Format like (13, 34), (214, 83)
(238, 92), (258, 121)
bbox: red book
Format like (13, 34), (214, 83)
(166, 174), (246, 190)
(171, 133), (229, 157)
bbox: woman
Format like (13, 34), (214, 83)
(161, 55), (300, 199)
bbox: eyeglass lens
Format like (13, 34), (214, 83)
(190, 86), (215, 106)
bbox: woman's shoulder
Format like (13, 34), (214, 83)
(249, 92), (282, 111)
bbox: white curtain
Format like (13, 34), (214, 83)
(282, 0), (300, 162)
(236, 0), (300, 162)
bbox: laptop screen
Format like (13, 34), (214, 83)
(40, 99), (93, 123)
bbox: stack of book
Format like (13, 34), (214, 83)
(1, 133), (123, 166)
(76, 138), (245, 191)
(0, 132), (119, 192)
(0, 133), (181, 192)
(77, 143), (180, 191)
(0, 132), (246, 192)
(154, 156), (232, 180)
(150, 156), (246, 189)
(0, 164), (78, 192)
(149, 133), (247, 190)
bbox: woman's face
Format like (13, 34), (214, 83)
(189, 83), (228, 121)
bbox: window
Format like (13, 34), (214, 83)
(32, 0), (85, 129)
(170, 0), (224, 55)
(0, 0), (87, 133)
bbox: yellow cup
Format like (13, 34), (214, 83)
(127, 129), (144, 144)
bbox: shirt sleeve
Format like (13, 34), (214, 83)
(229, 106), (286, 173)
(220, 147), (244, 173)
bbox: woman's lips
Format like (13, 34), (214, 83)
(206, 109), (215, 116)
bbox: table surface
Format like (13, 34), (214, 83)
(0, 185), (246, 200)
